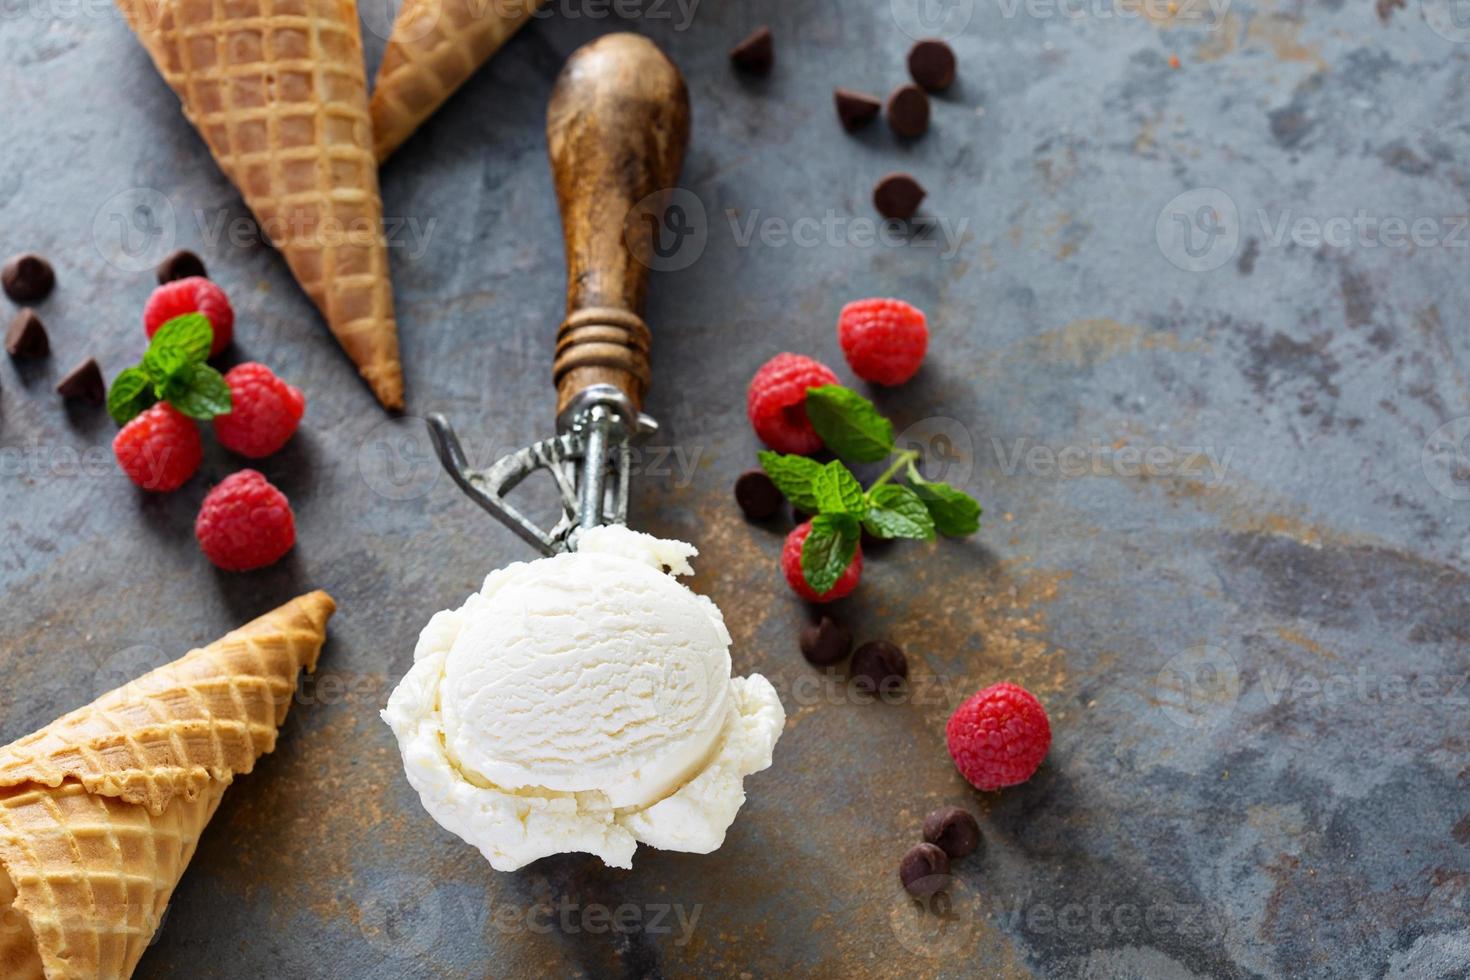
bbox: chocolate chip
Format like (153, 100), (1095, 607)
(922, 807), (982, 859)
(2, 254), (55, 303)
(873, 172), (926, 220)
(834, 88), (881, 131)
(886, 84), (930, 139)
(157, 249), (207, 284)
(735, 470), (783, 521)
(5, 309), (49, 359)
(800, 616), (852, 666)
(899, 842), (950, 897)
(851, 640), (908, 692)
(730, 26), (773, 73)
(56, 358), (104, 404)
(908, 39), (957, 92)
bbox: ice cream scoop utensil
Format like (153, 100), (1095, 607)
(428, 32), (691, 555)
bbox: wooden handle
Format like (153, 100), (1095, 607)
(547, 33), (691, 417)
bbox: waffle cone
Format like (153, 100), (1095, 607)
(114, 0), (404, 409)
(370, 0), (544, 161)
(0, 591), (334, 979)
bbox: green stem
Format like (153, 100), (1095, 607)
(870, 449), (919, 491)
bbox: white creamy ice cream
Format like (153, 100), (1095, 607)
(383, 525), (785, 871)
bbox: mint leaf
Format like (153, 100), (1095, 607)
(802, 513), (860, 595)
(805, 385), (894, 463)
(912, 479), (982, 537)
(864, 484), (936, 540)
(758, 451), (823, 512)
(106, 367), (157, 425)
(150, 313), (213, 364)
(164, 363), (232, 420)
(811, 460), (865, 515)
(142, 342), (189, 386)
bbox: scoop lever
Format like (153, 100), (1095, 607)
(426, 386), (657, 555)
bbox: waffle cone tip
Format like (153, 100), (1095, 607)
(0, 592), (334, 980)
(113, 0), (403, 413)
(370, 0), (546, 162)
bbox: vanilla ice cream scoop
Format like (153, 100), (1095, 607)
(383, 526), (785, 871)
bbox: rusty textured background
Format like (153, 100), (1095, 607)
(2, 0), (1469, 977)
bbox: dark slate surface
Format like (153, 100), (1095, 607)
(3, 1), (1469, 977)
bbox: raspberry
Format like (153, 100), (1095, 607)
(781, 520), (862, 602)
(945, 683), (1051, 791)
(747, 353), (839, 454)
(112, 403), (202, 492)
(213, 363), (305, 458)
(195, 470), (296, 571)
(143, 276), (234, 357)
(837, 298), (928, 386)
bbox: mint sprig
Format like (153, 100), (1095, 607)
(812, 459), (866, 514)
(757, 384), (982, 595)
(758, 451), (822, 512)
(803, 513), (861, 594)
(910, 471), (982, 537)
(107, 368), (156, 425)
(805, 385), (894, 463)
(107, 313), (231, 425)
(864, 484), (936, 540)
